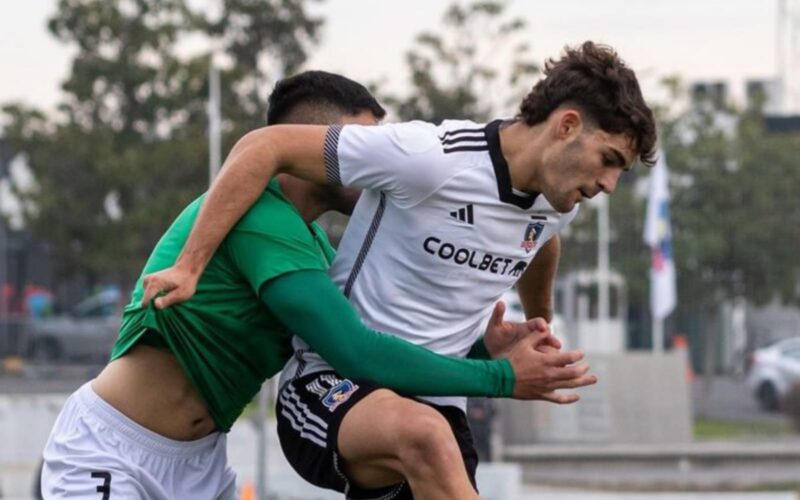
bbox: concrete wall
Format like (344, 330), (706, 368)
(497, 351), (693, 445)
(747, 300), (800, 349)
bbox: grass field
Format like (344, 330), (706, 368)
(693, 417), (794, 439)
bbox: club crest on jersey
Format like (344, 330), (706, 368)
(322, 380), (360, 412)
(520, 222), (544, 253)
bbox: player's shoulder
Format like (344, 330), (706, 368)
(382, 119), (490, 155)
(234, 183), (307, 238)
(436, 119), (487, 135)
(434, 119), (491, 155)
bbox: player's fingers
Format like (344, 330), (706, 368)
(488, 301), (506, 328)
(540, 391), (580, 405)
(528, 317), (549, 332)
(521, 328), (550, 347)
(154, 288), (186, 310)
(549, 373), (597, 390)
(141, 275), (161, 307)
(545, 362), (590, 383)
(539, 332), (561, 350)
(546, 349), (584, 367)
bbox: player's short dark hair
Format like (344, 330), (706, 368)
(266, 70), (386, 125)
(518, 41), (657, 167)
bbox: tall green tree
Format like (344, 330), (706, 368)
(665, 98), (800, 308)
(1, 0), (323, 289)
(199, 0), (324, 134)
(385, 0), (539, 123)
(560, 79), (800, 353)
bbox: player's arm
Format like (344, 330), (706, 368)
(141, 122), (444, 309)
(261, 270), (593, 402)
(141, 124), (331, 308)
(517, 235), (561, 322)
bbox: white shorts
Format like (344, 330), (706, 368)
(41, 381), (237, 500)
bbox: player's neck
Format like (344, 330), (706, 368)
(277, 175), (328, 223)
(498, 120), (546, 194)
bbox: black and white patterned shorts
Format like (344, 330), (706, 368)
(275, 370), (478, 500)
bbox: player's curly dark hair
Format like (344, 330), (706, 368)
(267, 70), (386, 125)
(518, 41), (657, 167)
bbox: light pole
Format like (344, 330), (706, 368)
(596, 194), (610, 323)
(208, 54), (222, 185)
(0, 154), (9, 352)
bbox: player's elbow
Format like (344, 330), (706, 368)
(233, 127), (269, 154)
(229, 127), (282, 172)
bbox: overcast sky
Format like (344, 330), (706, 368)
(0, 0), (781, 113)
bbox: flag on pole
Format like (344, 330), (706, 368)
(644, 151), (677, 319)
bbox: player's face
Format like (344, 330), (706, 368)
(543, 128), (636, 213)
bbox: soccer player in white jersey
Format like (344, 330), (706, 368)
(144, 41), (657, 499)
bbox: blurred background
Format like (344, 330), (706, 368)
(1, 0), (800, 499)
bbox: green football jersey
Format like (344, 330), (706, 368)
(111, 180), (334, 432)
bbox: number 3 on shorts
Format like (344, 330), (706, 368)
(90, 471), (111, 499)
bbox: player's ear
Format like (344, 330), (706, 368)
(555, 109), (582, 140)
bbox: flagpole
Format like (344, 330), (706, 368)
(652, 316), (664, 354)
(208, 54), (221, 185)
(644, 150), (676, 354)
(255, 381), (269, 500)
(255, 65), (283, 500)
(597, 195), (610, 323)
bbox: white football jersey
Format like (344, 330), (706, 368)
(280, 119), (579, 410)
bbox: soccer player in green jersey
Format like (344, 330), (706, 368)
(40, 71), (593, 499)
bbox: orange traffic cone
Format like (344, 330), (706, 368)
(672, 334), (695, 383)
(240, 481), (256, 500)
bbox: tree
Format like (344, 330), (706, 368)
(559, 78), (800, 353)
(1, 0), (323, 291)
(199, 0), (324, 135)
(663, 93), (800, 310)
(384, 0), (539, 123)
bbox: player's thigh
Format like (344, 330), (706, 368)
(337, 389), (458, 480)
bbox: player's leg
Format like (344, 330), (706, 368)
(276, 371), (477, 500)
(337, 389), (478, 500)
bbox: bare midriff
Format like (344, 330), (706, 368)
(92, 344), (216, 441)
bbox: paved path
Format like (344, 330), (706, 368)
(1, 393), (797, 500)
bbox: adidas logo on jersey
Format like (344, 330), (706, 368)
(449, 204), (474, 225)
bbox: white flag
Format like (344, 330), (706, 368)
(644, 151), (677, 319)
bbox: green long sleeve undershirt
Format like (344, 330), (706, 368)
(260, 269), (515, 397)
(467, 336), (492, 360)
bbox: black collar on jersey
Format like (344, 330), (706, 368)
(485, 119), (539, 210)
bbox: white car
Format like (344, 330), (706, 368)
(746, 336), (800, 411)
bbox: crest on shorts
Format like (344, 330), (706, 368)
(520, 222), (544, 253)
(322, 380), (360, 412)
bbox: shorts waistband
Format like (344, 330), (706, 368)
(75, 381), (222, 458)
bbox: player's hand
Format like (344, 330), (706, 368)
(506, 330), (597, 403)
(483, 301), (561, 358)
(141, 265), (199, 309)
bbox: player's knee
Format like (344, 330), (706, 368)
(394, 405), (461, 471)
